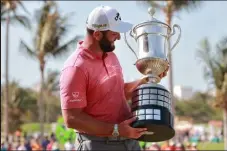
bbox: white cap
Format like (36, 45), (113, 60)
(86, 5), (133, 33)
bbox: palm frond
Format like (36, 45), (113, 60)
(34, 1), (57, 51)
(172, 0), (201, 12)
(9, 13), (31, 29)
(196, 37), (227, 90)
(44, 69), (60, 93)
(17, 1), (30, 15)
(51, 36), (82, 58)
(216, 36), (227, 67)
(1, 5), (7, 18)
(19, 40), (36, 59)
(59, 11), (76, 25)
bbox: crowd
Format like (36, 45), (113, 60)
(1, 134), (198, 151)
(1, 126), (223, 151)
(142, 141), (198, 151)
(1, 132), (198, 151)
(1, 132), (74, 151)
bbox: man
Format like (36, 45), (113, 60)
(60, 5), (168, 150)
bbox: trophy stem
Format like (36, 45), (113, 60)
(147, 74), (161, 83)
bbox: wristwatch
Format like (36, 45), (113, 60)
(112, 124), (119, 137)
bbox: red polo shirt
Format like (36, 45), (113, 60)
(60, 41), (131, 124)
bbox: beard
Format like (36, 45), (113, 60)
(99, 35), (115, 53)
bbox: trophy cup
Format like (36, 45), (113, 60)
(124, 7), (181, 142)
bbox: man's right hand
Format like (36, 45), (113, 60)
(118, 117), (147, 139)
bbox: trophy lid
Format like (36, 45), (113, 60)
(130, 7), (171, 38)
(148, 7), (158, 21)
(146, 7), (171, 29)
(147, 7), (162, 22)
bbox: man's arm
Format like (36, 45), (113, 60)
(124, 67), (169, 100)
(62, 108), (114, 137)
(124, 79), (144, 100)
(62, 108), (147, 138)
(60, 66), (147, 138)
(60, 66), (113, 136)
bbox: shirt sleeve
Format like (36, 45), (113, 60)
(60, 66), (87, 109)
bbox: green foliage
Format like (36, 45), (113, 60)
(1, 1), (31, 29)
(19, 1), (82, 61)
(1, 79), (62, 132)
(197, 142), (224, 150)
(196, 37), (227, 109)
(20, 123), (51, 134)
(175, 92), (222, 123)
(1, 81), (38, 132)
(55, 117), (76, 144)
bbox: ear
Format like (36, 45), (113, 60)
(93, 31), (103, 41)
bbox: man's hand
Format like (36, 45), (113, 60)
(159, 65), (169, 79)
(118, 117), (147, 139)
(124, 66), (169, 100)
(140, 66), (169, 84)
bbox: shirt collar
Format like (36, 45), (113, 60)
(78, 41), (108, 60)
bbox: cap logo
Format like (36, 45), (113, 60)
(115, 13), (121, 21)
(92, 24), (107, 28)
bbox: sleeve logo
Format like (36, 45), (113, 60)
(69, 92), (81, 102)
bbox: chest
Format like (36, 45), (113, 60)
(86, 56), (124, 97)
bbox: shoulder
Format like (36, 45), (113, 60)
(108, 52), (118, 58)
(62, 47), (92, 73)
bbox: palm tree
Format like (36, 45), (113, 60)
(137, 0), (201, 115)
(197, 36), (227, 150)
(1, 0), (30, 136)
(1, 81), (38, 133)
(19, 1), (81, 139)
(43, 69), (60, 123)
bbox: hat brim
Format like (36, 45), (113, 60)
(110, 21), (133, 33)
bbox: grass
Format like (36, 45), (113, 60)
(58, 142), (224, 150)
(197, 142), (224, 150)
(20, 123), (52, 134)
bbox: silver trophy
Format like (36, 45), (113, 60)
(124, 7), (181, 142)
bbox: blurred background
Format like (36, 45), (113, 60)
(1, 1), (227, 150)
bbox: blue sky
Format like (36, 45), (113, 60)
(1, 1), (227, 92)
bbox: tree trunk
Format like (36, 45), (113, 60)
(45, 94), (50, 124)
(224, 108), (227, 150)
(4, 10), (10, 137)
(165, 3), (174, 115)
(39, 63), (45, 140)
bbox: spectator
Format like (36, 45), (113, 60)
(31, 138), (42, 150)
(64, 138), (74, 150)
(185, 142), (191, 150)
(175, 142), (185, 151)
(190, 143), (198, 151)
(42, 136), (50, 150)
(161, 140), (170, 150)
(17, 140), (26, 151)
(1, 142), (7, 151)
(24, 139), (32, 151)
(147, 143), (161, 151)
(163, 141), (175, 151)
(47, 137), (58, 150)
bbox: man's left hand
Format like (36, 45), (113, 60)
(140, 66), (169, 84)
(158, 65), (169, 79)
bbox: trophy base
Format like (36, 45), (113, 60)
(131, 106), (175, 142)
(131, 83), (175, 142)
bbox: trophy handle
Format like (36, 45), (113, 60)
(169, 24), (181, 52)
(124, 31), (138, 60)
